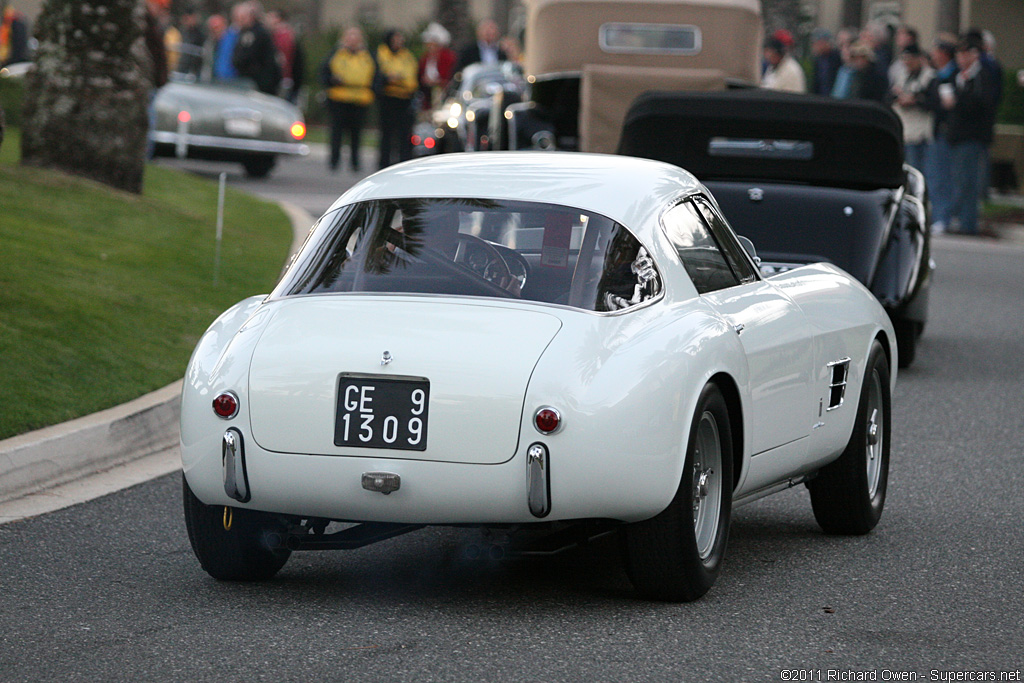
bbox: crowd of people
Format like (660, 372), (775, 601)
(145, 0), (305, 103)
(763, 22), (1005, 236)
(320, 18), (517, 173)
(144, 2), (518, 174)
(132, 3), (1013, 233)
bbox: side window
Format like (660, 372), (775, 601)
(662, 201), (740, 294)
(692, 197), (759, 284)
(592, 226), (662, 312)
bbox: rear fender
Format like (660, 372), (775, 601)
(180, 295), (273, 476)
(525, 303), (750, 522)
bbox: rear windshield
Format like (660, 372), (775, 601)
(599, 23), (702, 55)
(272, 198), (661, 313)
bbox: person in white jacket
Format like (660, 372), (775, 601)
(762, 37), (807, 93)
(888, 44), (935, 173)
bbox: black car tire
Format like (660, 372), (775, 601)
(894, 319), (918, 368)
(183, 474), (291, 581)
(242, 156), (276, 178)
(808, 340), (890, 534)
(622, 383), (733, 602)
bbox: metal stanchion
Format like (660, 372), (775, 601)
(214, 172), (226, 285)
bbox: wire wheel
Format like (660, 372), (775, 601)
(865, 368), (884, 499)
(692, 411), (723, 561)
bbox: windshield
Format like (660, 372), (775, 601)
(273, 198), (661, 313)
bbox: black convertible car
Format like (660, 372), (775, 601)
(619, 90), (931, 367)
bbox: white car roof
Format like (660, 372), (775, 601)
(328, 152), (705, 234)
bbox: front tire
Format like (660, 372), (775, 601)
(808, 340), (891, 534)
(894, 319), (918, 368)
(182, 474), (291, 581)
(622, 383), (734, 601)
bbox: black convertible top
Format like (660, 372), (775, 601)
(618, 90), (905, 189)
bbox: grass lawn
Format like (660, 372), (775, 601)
(982, 200), (1024, 223)
(0, 129), (292, 440)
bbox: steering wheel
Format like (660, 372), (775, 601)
(452, 233), (515, 291)
(415, 238), (516, 299)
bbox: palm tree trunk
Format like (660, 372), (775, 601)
(21, 0), (150, 193)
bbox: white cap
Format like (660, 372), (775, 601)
(421, 22), (451, 46)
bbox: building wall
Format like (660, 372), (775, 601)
(964, 0), (1024, 69)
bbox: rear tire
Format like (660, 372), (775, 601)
(182, 474), (291, 581)
(808, 340), (891, 534)
(242, 156), (276, 178)
(622, 383), (734, 601)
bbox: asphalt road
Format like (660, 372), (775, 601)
(1, 156), (1022, 681)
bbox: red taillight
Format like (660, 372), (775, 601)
(213, 391), (239, 419)
(534, 407), (561, 434)
(290, 121), (306, 140)
(178, 110), (191, 123)
(424, 137), (436, 149)
(411, 134), (422, 145)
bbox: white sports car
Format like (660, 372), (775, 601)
(181, 153), (896, 601)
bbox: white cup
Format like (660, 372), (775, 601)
(939, 82), (955, 105)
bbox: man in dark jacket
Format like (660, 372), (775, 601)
(175, 5), (206, 77)
(810, 29), (842, 96)
(925, 41), (957, 233)
(232, 1), (281, 95)
(944, 35), (999, 235)
(456, 19), (507, 72)
(845, 41), (887, 102)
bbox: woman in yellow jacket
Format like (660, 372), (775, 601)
(320, 27), (376, 172)
(376, 30), (419, 169)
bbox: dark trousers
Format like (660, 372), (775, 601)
(950, 140), (986, 235)
(377, 95), (414, 169)
(327, 100), (367, 171)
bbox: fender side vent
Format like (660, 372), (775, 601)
(826, 358), (851, 411)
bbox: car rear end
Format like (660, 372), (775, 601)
(181, 190), (689, 526)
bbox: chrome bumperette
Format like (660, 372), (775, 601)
(222, 428), (251, 502)
(526, 443), (551, 518)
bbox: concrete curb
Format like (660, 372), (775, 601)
(0, 198), (314, 506)
(0, 382), (183, 504)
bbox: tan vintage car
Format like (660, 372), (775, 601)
(507, 0), (762, 153)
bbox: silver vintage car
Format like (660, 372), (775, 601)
(150, 75), (309, 178)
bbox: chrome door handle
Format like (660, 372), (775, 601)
(734, 324), (745, 335)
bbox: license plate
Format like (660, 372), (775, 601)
(335, 376), (429, 451)
(224, 117), (261, 137)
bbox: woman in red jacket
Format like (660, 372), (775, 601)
(417, 22), (456, 112)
